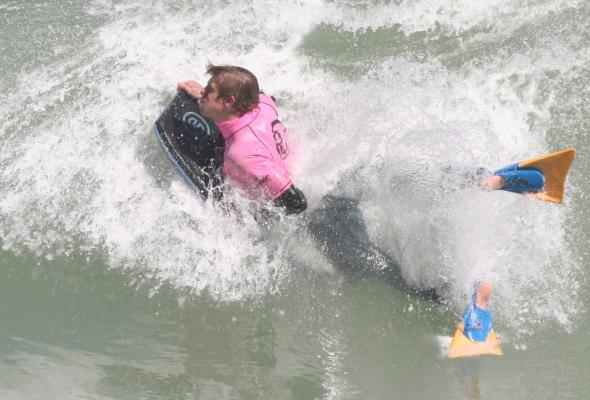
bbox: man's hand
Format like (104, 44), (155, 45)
(177, 80), (204, 100)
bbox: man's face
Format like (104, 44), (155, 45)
(199, 78), (227, 122)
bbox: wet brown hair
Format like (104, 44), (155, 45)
(206, 64), (260, 114)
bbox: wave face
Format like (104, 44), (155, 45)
(1, 0), (588, 339)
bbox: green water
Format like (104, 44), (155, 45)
(1, 251), (589, 399)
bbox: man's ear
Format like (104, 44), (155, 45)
(224, 95), (236, 108)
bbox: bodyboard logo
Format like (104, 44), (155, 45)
(182, 112), (211, 139)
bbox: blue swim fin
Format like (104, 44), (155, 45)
(493, 148), (575, 204)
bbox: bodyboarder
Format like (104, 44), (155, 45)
(178, 64), (307, 215)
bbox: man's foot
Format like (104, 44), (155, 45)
(479, 175), (505, 191)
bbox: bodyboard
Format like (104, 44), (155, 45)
(448, 323), (503, 358)
(519, 148), (576, 204)
(154, 91), (224, 200)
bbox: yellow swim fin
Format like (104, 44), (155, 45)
(448, 323), (503, 359)
(519, 148), (576, 204)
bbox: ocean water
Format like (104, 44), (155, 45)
(1, 0), (589, 399)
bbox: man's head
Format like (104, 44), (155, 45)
(199, 64), (259, 122)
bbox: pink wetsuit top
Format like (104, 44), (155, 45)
(217, 94), (293, 200)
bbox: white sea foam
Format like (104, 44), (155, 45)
(0, 0), (585, 336)
(317, 0), (583, 36)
